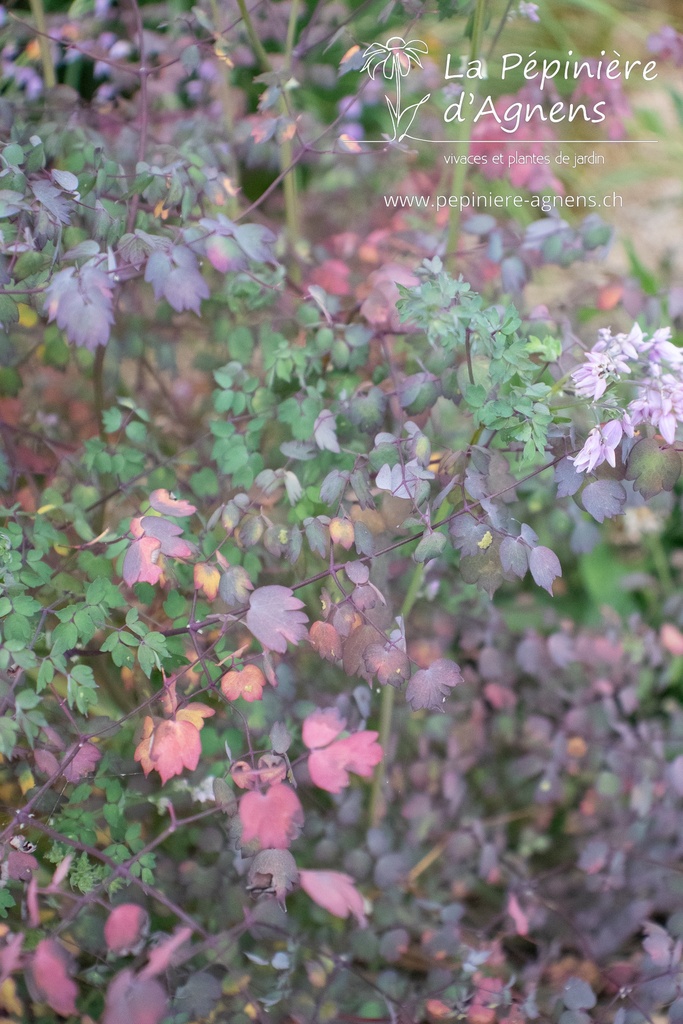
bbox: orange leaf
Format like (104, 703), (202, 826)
(221, 665), (266, 702)
(176, 702), (215, 729)
(134, 717), (203, 785)
(329, 518), (354, 550)
(661, 622), (683, 656)
(194, 562), (220, 600)
(596, 283), (623, 311)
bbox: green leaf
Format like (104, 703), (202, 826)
(0, 889), (16, 918)
(51, 621), (78, 657)
(413, 532), (447, 563)
(16, 689), (41, 710)
(625, 438), (682, 499)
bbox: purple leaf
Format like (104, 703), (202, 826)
(555, 456), (584, 498)
(246, 585), (309, 653)
(45, 264), (114, 349)
(529, 545), (562, 595)
(31, 180), (72, 225)
(144, 246), (209, 315)
(499, 536), (529, 578)
(405, 658), (463, 712)
(313, 410), (340, 453)
(449, 517), (490, 556)
(581, 479), (627, 523)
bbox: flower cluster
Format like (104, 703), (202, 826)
(570, 323), (683, 472)
(518, 1), (540, 21)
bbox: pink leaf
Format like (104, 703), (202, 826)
(507, 893), (529, 936)
(302, 707), (346, 750)
(138, 516), (195, 558)
(308, 258), (351, 297)
(239, 783), (304, 850)
(123, 536), (162, 587)
(308, 732), (383, 794)
(29, 938), (79, 1017)
(48, 854), (73, 891)
(104, 904), (150, 955)
(299, 869), (367, 926)
(102, 969), (167, 1024)
(61, 741), (101, 781)
(246, 586), (309, 654)
(148, 489), (196, 517)
(35, 748), (60, 776)
(139, 927), (193, 980)
(27, 874), (39, 927)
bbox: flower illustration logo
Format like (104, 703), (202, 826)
(362, 36), (431, 141)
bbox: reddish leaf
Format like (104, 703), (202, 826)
(342, 624), (382, 677)
(299, 869), (367, 926)
(104, 904), (149, 955)
(29, 939), (79, 1017)
(405, 658), (463, 712)
(308, 259), (351, 296)
(239, 783), (304, 850)
(61, 741), (101, 781)
(308, 731), (383, 794)
(122, 536), (162, 587)
(102, 969), (167, 1024)
(221, 665), (266, 702)
(363, 644), (411, 687)
(148, 489), (196, 517)
(134, 716), (202, 785)
(302, 707), (345, 750)
(246, 586), (308, 654)
(248, 848), (299, 908)
(309, 621), (342, 662)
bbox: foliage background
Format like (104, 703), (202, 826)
(1, 0), (683, 1022)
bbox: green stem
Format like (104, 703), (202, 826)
(236, 0), (301, 271)
(369, 562), (425, 828)
(235, 0), (271, 70)
(209, 0), (240, 218)
(28, 0), (56, 89)
(446, 0), (488, 263)
(93, 345), (106, 443)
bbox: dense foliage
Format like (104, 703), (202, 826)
(1, 0), (683, 1021)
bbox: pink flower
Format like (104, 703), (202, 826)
(570, 420), (623, 474)
(571, 324), (644, 400)
(629, 374), (683, 444)
(518, 1), (540, 21)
